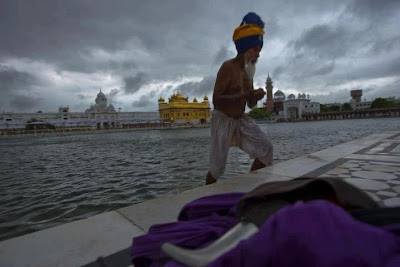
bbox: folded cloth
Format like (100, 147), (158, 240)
(237, 177), (379, 226)
(210, 200), (400, 267)
(131, 193), (244, 267)
(178, 192), (244, 221)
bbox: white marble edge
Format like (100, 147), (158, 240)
(257, 130), (399, 177)
(0, 211), (144, 267)
(118, 173), (290, 232)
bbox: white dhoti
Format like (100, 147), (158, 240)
(209, 109), (273, 179)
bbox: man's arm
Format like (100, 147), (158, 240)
(246, 88), (265, 108)
(244, 76), (265, 109)
(213, 63), (246, 106)
(246, 87), (257, 109)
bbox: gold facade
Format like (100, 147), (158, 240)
(158, 93), (211, 124)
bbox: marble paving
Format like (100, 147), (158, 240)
(312, 132), (400, 207)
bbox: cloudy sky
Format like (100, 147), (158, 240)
(1, 0), (399, 112)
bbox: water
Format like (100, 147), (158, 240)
(0, 118), (399, 241)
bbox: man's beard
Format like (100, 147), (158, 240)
(245, 59), (257, 79)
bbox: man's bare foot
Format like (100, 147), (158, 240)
(250, 158), (266, 171)
(206, 171), (217, 185)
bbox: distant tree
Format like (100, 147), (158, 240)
(330, 105), (341, 112)
(27, 118), (38, 123)
(370, 98), (398, 109)
(387, 101), (399, 108)
(341, 103), (353, 111)
(248, 108), (271, 120)
(320, 104), (330, 113)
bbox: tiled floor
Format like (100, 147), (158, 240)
(316, 133), (400, 207)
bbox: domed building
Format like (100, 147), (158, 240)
(284, 92), (320, 119)
(263, 74), (320, 119)
(158, 92), (211, 125)
(274, 90), (285, 101)
(85, 90), (118, 128)
(272, 90), (285, 114)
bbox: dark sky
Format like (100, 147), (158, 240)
(1, 0), (399, 112)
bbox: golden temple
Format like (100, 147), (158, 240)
(158, 93), (211, 125)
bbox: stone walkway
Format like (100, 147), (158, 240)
(0, 129), (399, 267)
(304, 132), (400, 206)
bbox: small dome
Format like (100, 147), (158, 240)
(170, 93), (188, 102)
(204, 95), (209, 101)
(108, 104), (115, 112)
(288, 94), (296, 100)
(173, 93), (186, 100)
(193, 98), (198, 103)
(158, 96), (165, 102)
(97, 90), (105, 98)
(274, 90), (286, 101)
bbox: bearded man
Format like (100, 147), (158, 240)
(206, 12), (273, 185)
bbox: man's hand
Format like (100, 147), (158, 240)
(252, 88), (266, 101)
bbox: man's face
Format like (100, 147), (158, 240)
(245, 46), (261, 64)
(244, 46), (261, 79)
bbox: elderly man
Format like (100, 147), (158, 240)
(206, 12), (273, 185)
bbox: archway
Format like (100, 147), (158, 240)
(287, 107), (299, 119)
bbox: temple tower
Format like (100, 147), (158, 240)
(265, 73), (274, 113)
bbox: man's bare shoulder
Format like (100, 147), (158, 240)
(217, 58), (238, 78)
(220, 58), (237, 69)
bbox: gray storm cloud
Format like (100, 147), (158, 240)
(0, 0), (399, 111)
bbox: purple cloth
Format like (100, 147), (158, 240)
(178, 192), (244, 221)
(131, 193), (245, 267)
(131, 193), (400, 267)
(210, 200), (400, 267)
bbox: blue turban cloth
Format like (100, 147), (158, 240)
(233, 12), (265, 54)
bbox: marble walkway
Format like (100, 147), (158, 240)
(0, 129), (399, 267)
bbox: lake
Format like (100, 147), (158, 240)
(0, 117), (399, 241)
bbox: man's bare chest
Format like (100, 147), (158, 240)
(228, 70), (252, 93)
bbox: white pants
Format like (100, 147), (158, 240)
(209, 110), (273, 179)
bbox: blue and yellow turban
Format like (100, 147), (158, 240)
(233, 12), (265, 54)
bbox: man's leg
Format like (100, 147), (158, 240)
(238, 116), (273, 171)
(206, 171), (217, 185)
(250, 158), (265, 171)
(206, 111), (235, 185)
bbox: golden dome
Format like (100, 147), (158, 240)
(170, 93), (188, 102)
(158, 96), (165, 102)
(193, 97), (198, 103)
(203, 95), (209, 101)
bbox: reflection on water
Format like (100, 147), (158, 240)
(0, 118), (399, 240)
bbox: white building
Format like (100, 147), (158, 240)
(0, 90), (159, 130)
(85, 90), (118, 128)
(283, 93), (320, 119)
(349, 89), (373, 110)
